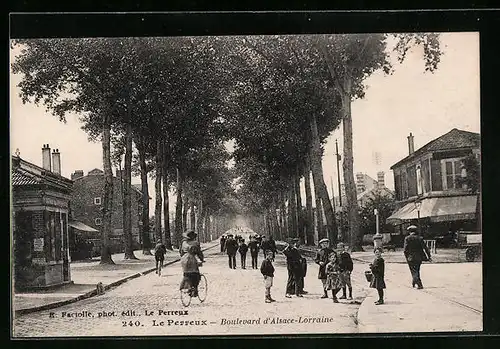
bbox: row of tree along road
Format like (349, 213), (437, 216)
(11, 34), (442, 263)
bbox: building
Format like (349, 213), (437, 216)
(332, 171), (394, 209)
(12, 145), (73, 290)
(387, 128), (480, 239)
(69, 168), (146, 255)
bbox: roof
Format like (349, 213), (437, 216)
(12, 156), (73, 190)
(391, 128), (480, 170)
(357, 186), (395, 201)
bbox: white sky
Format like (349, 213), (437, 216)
(10, 32), (480, 216)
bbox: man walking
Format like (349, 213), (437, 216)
(403, 225), (432, 289)
(314, 238), (333, 299)
(248, 236), (260, 269)
(220, 235), (226, 253)
(225, 234), (239, 269)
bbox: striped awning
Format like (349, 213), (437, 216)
(387, 195), (478, 225)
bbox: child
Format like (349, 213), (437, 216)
(239, 239), (249, 269)
(260, 250), (276, 303)
(337, 242), (354, 300)
(325, 251), (344, 303)
(369, 248), (386, 305)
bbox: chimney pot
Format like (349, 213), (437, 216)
(407, 133), (415, 155)
(52, 148), (61, 175)
(42, 144), (52, 171)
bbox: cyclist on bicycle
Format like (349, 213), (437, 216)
(180, 230), (204, 297)
(154, 239), (166, 274)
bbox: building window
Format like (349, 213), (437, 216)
(416, 164), (423, 195)
(444, 159), (463, 189)
(95, 218), (102, 226)
(94, 197), (102, 205)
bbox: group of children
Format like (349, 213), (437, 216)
(258, 239), (386, 305)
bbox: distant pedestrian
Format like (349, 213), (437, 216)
(325, 251), (343, 303)
(238, 239), (249, 269)
(248, 237), (260, 269)
(369, 248), (386, 305)
(268, 236), (277, 261)
(315, 238), (334, 299)
(403, 225), (432, 289)
(337, 242), (354, 300)
(154, 239), (166, 274)
(283, 238), (303, 298)
(225, 234), (238, 269)
(260, 235), (271, 259)
(261, 250), (276, 303)
(220, 235), (226, 253)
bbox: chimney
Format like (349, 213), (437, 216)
(377, 171), (385, 189)
(71, 170), (84, 180)
(356, 172), (365, 194)
(407, 133), (415, 155)
(42, 144), (52, 171)
(52, 149), (61, 175)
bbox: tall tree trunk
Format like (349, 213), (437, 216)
(162, 143), (172, 250)
(309, 114), (337, 247)
(315, 192), (324, 241)
(294, 167), (304, 243)
(136, 135), (152, 255)
(280, 191), (287, 239)
(204, 209), (210, 242)
(100, 120), (115, 264)
(288, 183), (298, 238)
(182, 195), (188, 232)
(174, 167), (184, 249)
(123, 122), (137, 259)
(304, 156), (315, 246)
(341, 76), (362, 251)
(154, 139), (163, 246)
(190, 201), (196, 231)
(197, 199), (204, 240)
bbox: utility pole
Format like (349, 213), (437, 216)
(335, 139), (344, 241)
(330, 176), (338, 242)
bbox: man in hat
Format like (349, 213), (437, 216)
(314, 238), (334, 298)
(225, 234), (239, 269)
(403, 225), (432, 289)
(220, 235), (226, 253)
(283, 238), (304, 297)
(154, 239), (167, 274)
(248, 235), (260, 269)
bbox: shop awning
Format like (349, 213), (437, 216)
(386, 195), (478, 225)
(68, 220), (99, 232)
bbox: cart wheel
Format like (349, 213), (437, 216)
(465, 247), (475, 262)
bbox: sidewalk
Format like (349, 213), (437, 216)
(356, 262), (482, 333)
(14, 241), (219, 315)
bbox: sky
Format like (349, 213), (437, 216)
(10, 32), (480, 216)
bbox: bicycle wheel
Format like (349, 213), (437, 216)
(180, 288), (192, 307)
(198, 274), (207, 303)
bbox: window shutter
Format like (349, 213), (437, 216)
(431, 159), (442, 191)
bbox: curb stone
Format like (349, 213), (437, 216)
(14, 244), (219, 316)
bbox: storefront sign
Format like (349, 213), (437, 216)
(33, 238), (44, 252)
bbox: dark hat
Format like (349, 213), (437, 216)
(183, 230), (197, 238)
(407, 225), (418, 232)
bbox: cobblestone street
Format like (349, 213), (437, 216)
(13, 249), (369, 337)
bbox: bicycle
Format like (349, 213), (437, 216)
(180, 273), (208, 307)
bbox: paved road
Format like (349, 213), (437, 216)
(13, 249), (368, 337)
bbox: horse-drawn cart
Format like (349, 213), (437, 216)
(458, 231), (482, 262)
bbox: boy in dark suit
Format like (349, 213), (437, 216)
(337, 242), (354, 300)
(261, 250), (276, 303)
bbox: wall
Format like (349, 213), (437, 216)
(71, 174), (142, 247)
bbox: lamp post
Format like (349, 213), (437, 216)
(414, 200), (422, 235)
(373, 208), (382, 249)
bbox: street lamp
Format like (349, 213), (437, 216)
(373, 208), (382, 249)
(414, 199), (422, 235)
